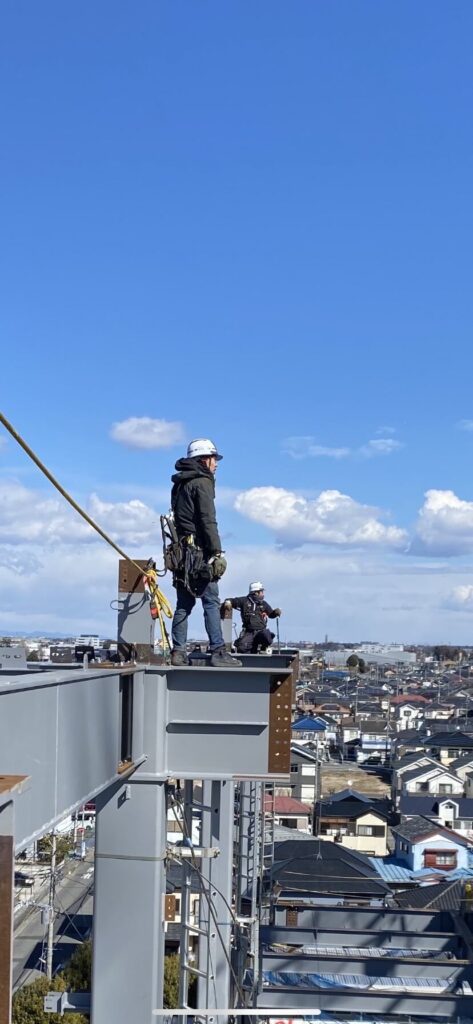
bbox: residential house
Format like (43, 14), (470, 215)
(265, 794), (312, 833)
(392, 815), (473, 872)
(315, 791), (390, 856)
(291, 714), (327, 748)
(449, 753), (473, 783)
(392, 701), (425, 731)
(423, 701), (455, 722)
(270, 836), (390, 904)
(399, 794), (473, 834)
(391, 752), (441, 806)
(356, 719), (392, 763)
(288, 744), (318, 804)
(339, 717), (360, 752)
(423, 731), (473, 765)
(312, 700), (351, 724)
(401, 763), (464, 797)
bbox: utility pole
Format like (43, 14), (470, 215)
(46, 832), (57, 980)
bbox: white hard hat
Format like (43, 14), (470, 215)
(249, 581), (264, 593)
(187, 438), (223, 460)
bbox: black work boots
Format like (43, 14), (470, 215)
(170, 647), (242, 668)
(210, 647), (242, 668)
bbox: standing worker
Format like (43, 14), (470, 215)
(169, 439), (242, 668)
(223, 582), (282, 654)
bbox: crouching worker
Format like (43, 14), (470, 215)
(223, 582), (282, 654)
(169, 438), (242, 668)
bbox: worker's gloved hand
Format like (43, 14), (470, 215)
(208, 554), (227, 580)
(224, 599), (232, 609)
(273, 608), (282, 617)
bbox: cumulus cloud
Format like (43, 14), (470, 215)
(445, 585), (473, 610)
(414, 489), (473, 556)
(88, 494), (158, 546)
(283, 435), (403, 460)
(234, 486), (407, 550)
(0, 481), (157, 548)
(457, 420), (473, 432)
(0, 480), (161, 633)
(110, 416), (185, 450)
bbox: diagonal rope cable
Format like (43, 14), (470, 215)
(0, 409), (173, 646)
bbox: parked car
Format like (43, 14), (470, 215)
(15, 870), (34, 887)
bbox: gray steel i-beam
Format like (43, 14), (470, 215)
(91, 776), (167, 1024)
(197, 780), (235, 1024)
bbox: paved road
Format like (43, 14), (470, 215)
(13, 852), (94, 992)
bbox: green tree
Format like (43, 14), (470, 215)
(26, 650), (39, 662)
(12, 975), (86, 1024)
(163, 953), (180, 1008)
(37, 834), (74, 863)
(346, 654), (359, 669)
(62, 941), (92, 991)
(358, 657), (366, 674)
(163, 953), (197, 1008)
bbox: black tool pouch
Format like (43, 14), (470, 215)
(184, 544), (212, 596)
(161, 514), (185, 574)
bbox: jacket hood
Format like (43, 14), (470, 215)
(172, 457), (214, 485)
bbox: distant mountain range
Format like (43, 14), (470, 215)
(0, 630), (74, 639)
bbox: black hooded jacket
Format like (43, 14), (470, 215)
(229, 594), (278, 632)
(171, 458), (222, 557)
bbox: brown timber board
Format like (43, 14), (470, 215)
(118, 559), (149, 594)
(0, 775), (28, 796)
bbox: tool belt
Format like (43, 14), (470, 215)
(160, 514), (184, 573)
(182, 539), (213, 596)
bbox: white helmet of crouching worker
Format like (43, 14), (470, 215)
(249, 581), (264, 593)
(187, 438), (223, 460)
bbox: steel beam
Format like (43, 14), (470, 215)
(91, 777), (167, 1024)
(254, 988), (473, 1016)
(197, 780), (234, 1023)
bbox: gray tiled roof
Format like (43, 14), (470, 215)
(392, 815), (443, 842)
(395, 878), (465, 911)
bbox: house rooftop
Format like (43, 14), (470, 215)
(423, 731), (473, 748)
(392, 814), (473, 846)
(292, 715), (326, 732)
(272, 838), (389, 897)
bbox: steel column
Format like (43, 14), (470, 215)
(197, 780), (234, 1023)
(91, 777), (167, 1024)
(0, 799), (14, 1024)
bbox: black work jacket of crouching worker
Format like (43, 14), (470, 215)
(171, 457), (222, 559)
(228, 594), (279, 633)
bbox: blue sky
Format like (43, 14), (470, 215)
(1, 2), (473, 642)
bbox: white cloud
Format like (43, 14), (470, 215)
(88, 494), (158, 546)
(110, 417), (185, 450)
(457, 420), (473, 432)
(283, 437), (350, 460)
(234, 486), (407, 550)
(375, 426), (397, 436)
(445, 585), (473, 610)
(358, 438), (403, 458)
(283, 435), (403, 460)
(0, 481), (158, 548)
(217, 544), (473, 644)
(414, 489), (473, 556)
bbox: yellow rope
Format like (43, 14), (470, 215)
(0, 410), (173, 647)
